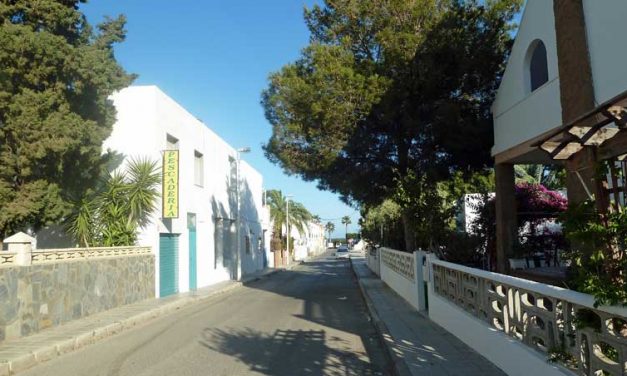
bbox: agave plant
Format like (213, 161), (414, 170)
(68, 157), (161, 247)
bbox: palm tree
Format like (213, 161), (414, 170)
(515, 164), (565, 190)
(311, 214), (321, 223)
(266, 190), (312, 247)
(68, 157), (161, 247)
(341, 215), (352, 242)
(325, 222), (335, 241)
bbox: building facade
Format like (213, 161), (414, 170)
(292, 221), (326, 261)
(105, 86), (269, 296)
(491, 0), (627, 271)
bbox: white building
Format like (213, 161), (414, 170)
(104, 86), (270, 297)
(292, 221), (326, 261)
(491, 0), (627, 271)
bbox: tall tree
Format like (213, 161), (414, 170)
(325, 221), (335, 240)
(0, 1), (134, 239)
(341, 215), (352, 241)
(262, 0), (521, 251)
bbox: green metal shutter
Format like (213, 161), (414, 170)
(189, 229), (197, 290)
(159, 234), (179, 297)
(188, 213), (197, 291)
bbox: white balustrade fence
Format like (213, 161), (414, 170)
(0, 252), (17, 267)
(428, 257), (627, 376)
(0, 245), (151, 267)
(378, 247), (427, 311)
(30, 246), (152, 264)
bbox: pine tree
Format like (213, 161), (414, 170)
(0, 1), (134, 238)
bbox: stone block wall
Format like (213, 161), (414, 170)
(0, 254), (154, 343)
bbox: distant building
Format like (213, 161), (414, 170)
(291, 221), (325, 261)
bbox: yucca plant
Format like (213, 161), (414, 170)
(68, 157), (161, 247)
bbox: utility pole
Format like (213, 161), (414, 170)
(286, 194), (292, 265)
(235, 147), (250, 280)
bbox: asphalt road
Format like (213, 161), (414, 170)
(22, 251), (389, 376)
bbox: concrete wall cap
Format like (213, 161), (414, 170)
(3, 232), (35, 244)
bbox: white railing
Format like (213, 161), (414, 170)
(30, 246), (152, 264)
(430, 258), (627, 376)
(0, 252), (17, 267)
(380, 247), (415, 282)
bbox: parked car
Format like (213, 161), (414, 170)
(335, 246), (350, 259)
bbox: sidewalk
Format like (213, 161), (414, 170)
(351, 257), (506, 376)
(0, 267), (284, 376)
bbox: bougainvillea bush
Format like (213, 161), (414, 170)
(470, 183), (568, 270)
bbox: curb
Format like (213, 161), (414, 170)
(349, 258), (413, 376)
(0, 269), (280, 375)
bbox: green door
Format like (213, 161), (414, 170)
(188, 213), (197, 291)
(159, 234), (179, 297)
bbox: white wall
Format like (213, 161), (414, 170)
(427, 290), (570, 376)
(379, 249), (421, 311)
(491, 0), (563, 156)
(583, 0), (627, 105)
(366, 249), (380, 276)
(105, 86), (266, 297)
(424, 256), (608, 376)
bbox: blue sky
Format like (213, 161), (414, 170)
(80, 0), (360, 237)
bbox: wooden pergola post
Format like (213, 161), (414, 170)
(554, 0), (607, 212)
(495, 163), (517, 273)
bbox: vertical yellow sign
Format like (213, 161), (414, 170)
(162, 150), (179, 218)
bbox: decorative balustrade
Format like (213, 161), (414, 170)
(430, 258), (627, 376)
(30, 246), (152, 264)
(0, 252), (17, 267)
(380, 248), (415, 282)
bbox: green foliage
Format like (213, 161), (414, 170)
(360, 199), (404, 248)
(325, 221), (335, 239)
(572, 309), (602, 332)
(515, 165), (566, 190)
(0, 1), (134, 238)
(262, 0), (521, 251)
(437, 231), (485, 267)
(341, 215), (352, 240)
(560, 200), (627, 307)
(68, 158), (160, 247)
(547, 345), (577, 369)
(265, 190), (313, 248)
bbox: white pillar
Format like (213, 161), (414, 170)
(414, 250), (427, 311)
(3, 232), (35, 266)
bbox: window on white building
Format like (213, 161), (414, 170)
(194, 151), (203, 187)
(166, 134), (179, 150)
(245, 232), (252, 254)
(528, 40), (548, 92)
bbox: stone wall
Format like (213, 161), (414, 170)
(0, 254), (154, 343)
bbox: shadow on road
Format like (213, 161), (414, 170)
(200, 327), (378, 376)
(201, 255), (390, 375)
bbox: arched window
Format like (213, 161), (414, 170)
(529, 41), (548, 91)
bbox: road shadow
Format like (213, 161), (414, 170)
(205, 256), (391, 375)
(200, 327), (380, 376)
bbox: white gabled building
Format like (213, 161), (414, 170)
(104, 86), (270, 297)
(491, 0), (627, 272)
